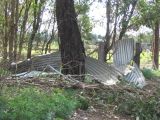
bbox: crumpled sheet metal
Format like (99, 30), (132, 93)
(12, 52), (121, 85)
(113, 39), (146, 88)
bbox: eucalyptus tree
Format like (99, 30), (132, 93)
(18, 0), (32, 57)
(0, 0), (8, 60)
(11, 0), (19, 62)
(0, 0), (18, 61)
(98, 0), (138, 62)
(27, 0), (46, 58)
(75, 0), (93, 43)
(44, 0), (57, 54)
(0, 0), (31, 61)
(132, 0), (160, 69)
(56, 0), (85, 77)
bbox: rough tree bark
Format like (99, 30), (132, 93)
(13, 0), (19, 61)
(98, 0), (111, 62)
(19, 0), (31, 57)
(45, 15), (56, 54)
(56, 0), (85, 77)
(98, 42), (106, 62)
(118, 0), (137, 41)
(133, 42), (142, 68)
(152, 21), (159, 69)
(3, 1), (8, 60)
(9, 0), (16, 62)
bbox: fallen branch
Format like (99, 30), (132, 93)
(46, 65), (80, 83)
(71, 82), (99, 89)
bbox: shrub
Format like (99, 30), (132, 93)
(142, 68), (160, 79)
(0, 96), (8, 120)
(77, 95), (89, 110)
(0, 68), (11, 77)
(0, 87), (79, 120)
(117, 96), (160, 120)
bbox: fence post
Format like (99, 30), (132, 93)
(134, 42), (142, 68)
(98, 42), (105, 62)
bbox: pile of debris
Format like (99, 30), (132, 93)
(10, 39), (146, 88)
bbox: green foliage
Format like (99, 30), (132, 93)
(140, 51), (152, 64)
(0, 87), (80, 120)
(0, 68), (11, 77)
(141, 68), (160, 79)
(117, 96), (160, 120)
(75, 0), (90, 14)
(75, 0), (93, 42)
(133, 0), (160, 29)
(77, 95), (89, 110)
(0, 96), (7, 120)
(94, 84), (160, 120)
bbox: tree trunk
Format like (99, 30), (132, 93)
(104, 0), (111, 62)
(9, 0), (16, 62)
(118, 0), (137, 41)
(98, 42), (106, 62)
(56, 0), (85, 77)
(45, 27), (55, 54)
(45, 4), (56, 54)
(19, 0), (31, 57)
(13, 0), (19, 61)
(27, 0), (44, 58)
(133, 42), (142, 68)
(45, 16), (56, 54)
(152, 21), (159, 69)
(3, 1), (8, 60)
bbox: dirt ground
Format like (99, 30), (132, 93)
(70, 105), (134, 120)
(70, 80), (160, 120)
(0, 76), (160, 120)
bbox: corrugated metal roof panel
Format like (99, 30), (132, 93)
(113, 38), (134, 66)
(12, 53), (121, 85)
(113, 39), (146, 88)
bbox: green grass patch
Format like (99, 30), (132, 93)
(117, 96), (160, 120)
(141, 68), (160, 79)
(0, 87), (87, 120)
(0, 68), (11, 77)
(140, 51), (152, 64)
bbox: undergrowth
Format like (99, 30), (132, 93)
(0, 68), (11, 77)
(141, 68), (160, 79)
(94, 85), (160, 120)
(117, 96), (160, 120)
(0, 87), (88, 120)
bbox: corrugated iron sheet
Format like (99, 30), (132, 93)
(113, 38), (134, 67)
(86, 57), (121, 85)
(12, 53), (121, 85)
(12, 38), (146, 88)
(125, 63), (145, 88)
(113, 39), (146, 88)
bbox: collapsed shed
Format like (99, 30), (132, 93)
(11, 39), (146, 88)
